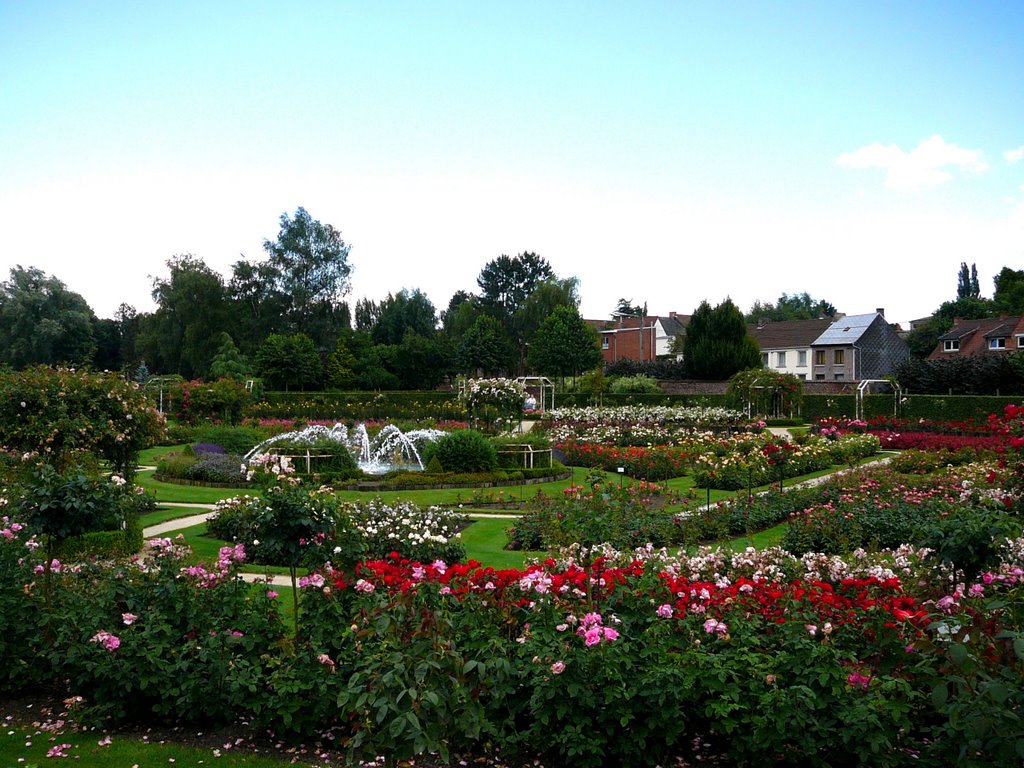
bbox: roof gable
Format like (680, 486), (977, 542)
(813, 313), (880, 346)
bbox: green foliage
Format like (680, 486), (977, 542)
(526, 304), (602, 380)
(261, 206), (353, 350)
(192, 424), (270, 454)
(325, 333), (358, 389)
(917, 507), (1018, 580)
(993, 266), (1024, 314)
(425, 454), (444, 473)
(0, 366), (164, 478)
(894, 354), (1024, 395)
(15, 464), (125, 542)
(256, 332), (322, 391)
(609, 374), (663, 394)
(0, 265), (97, 368)
(684, 298), (762, 380)
(728, 368), (803, 417)
(173, 377), (251, 424)
(207, 332), (251, 380)
(746, 291), (838, 323)
(456, 315), (516, 376)
(369, 288), (438, 345)
(476, 251), (554, 322)
(138, 254), (229, 378)
(421, 429), (498, 473)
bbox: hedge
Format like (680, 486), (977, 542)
(53, 518), (144, 561)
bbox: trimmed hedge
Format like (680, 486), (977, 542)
(54, 518), (144, 561)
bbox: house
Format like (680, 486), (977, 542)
(928, 316), (1024, 359)
(748, 318), (835, 380)
(592, 311), (690, 363)
(810, 309), (910, 381)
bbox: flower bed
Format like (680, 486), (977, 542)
(5, 514), (1022, 766)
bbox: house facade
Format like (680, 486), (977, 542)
(810, 310), (910, 381)
(928, 316), (1024, 359)
(748, 318), (834, 380)
(594, 312), (689, 364)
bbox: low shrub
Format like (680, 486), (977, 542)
(421, 429), (497, 473)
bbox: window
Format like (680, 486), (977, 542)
(761, 352), (769, 366)
(1017, 335), (1024, 349)
(797, 350), (807, 367)
(943, 339), (960, 352)
(989, 337), (1007, 350)
(814, 350), (825, 366)
(834, 373), (844, 381)
(776, 351), (786, 367)
(834, 349), (845, 365)
(601, 335), (609, 350)
(797, 373), (806, 380)
(815, 373), (825, 380)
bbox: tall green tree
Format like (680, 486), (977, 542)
(208, 333), (251, 380)
(227, 258), (287, 355)
(515, 276), (580, 346)
(138, 254), (229, 378)
(0, 266), (96, 369)
(957, 262), (982, 299)
(255, 333), (321, 391)
(993, 267), (1024, 315)
(684, 298), (762, 380)
(526, 306), (602, 383)
(456, 315), (516, 377)
(261, 207), (353, 350)
(477, 252), (553, 323)
(370, 288), (438, 345)
(326, 333), (359, 389)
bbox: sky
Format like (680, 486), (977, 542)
(2, 1), (1023, 329)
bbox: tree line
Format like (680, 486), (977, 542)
(0, 208), (604, 389)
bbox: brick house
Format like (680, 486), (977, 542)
(592, 312), (690, 364)
(748, 318), (835, 380)
(928, 316), (1024, 359)
(810, 310), (910, 382)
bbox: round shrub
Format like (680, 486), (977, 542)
(421, 429), (498, 473)
(609, 374), (662, 394)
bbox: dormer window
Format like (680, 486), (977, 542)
(943, 339), (959, 352)
(990, 337), (1007, 350)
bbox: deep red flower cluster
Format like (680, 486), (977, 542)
(328, 555), (927, 636)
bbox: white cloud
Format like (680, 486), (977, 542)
(836, 135), (988, 190)
(1005, 146), (1024, 163)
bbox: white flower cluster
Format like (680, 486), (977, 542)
(341, 499), (468, 551)
(544, 405), (747, 427)
(545, 541), (938, 587)
(462, 378), (528, 415)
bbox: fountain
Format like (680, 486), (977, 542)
(244, 423), (445, 475)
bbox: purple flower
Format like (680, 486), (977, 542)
(656, 603), (673, 618)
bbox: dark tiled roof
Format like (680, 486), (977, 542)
(748, 318), (834, 349)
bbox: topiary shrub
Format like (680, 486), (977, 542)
(425, 454), (444, 474)
(421, 429), (498, 473)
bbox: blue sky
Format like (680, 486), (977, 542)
(2, 1), (1022, 327)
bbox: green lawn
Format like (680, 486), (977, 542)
(136, 468), (248, 503)
(0, 724), (319, 767)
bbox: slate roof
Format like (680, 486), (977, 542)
(936, 317), (1018, 342)
(748, 319), (834, 349)
(812, 313), (880, 346)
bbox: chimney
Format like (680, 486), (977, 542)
(876, 308), (885, 317)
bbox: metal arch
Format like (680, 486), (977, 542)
(855, 379), (902, 420)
